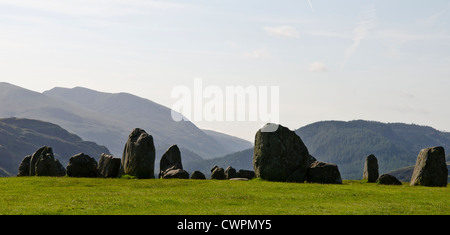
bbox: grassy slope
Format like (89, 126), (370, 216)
(0, 177), (448, 215)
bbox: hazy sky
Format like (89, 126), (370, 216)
(1, 0), (450, 141)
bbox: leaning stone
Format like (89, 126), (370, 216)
(410, 146), (448, 187)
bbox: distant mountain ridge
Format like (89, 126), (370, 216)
(0, 117), (109, 176)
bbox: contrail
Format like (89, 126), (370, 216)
(307, 0), (314, 12)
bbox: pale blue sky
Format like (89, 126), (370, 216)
(1, 0), (450, 141)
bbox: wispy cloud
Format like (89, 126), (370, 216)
(307, 0), (314, 12)
(243, 48), (270, 59)
(342, 7), (377, 67)
(264, 25), (300, 38)
(309, 62), (328, 72)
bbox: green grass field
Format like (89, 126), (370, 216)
(0, 177), (448, 215)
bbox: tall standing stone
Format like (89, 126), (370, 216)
(410, 146), (448, 187)
(363, 154), (379, 183)
(253, 123), (316, 182)
(122, 128), (156, 179)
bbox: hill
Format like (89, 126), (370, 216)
(295, 120), (450, 179)
(0, 83), (251, 161)
(0, 117), (109, 176)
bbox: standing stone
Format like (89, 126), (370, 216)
(98, 153), (121, 178)
(211, 166), (226, 180)
(305, 161), (343, 184)
(122, 128), (156, 179)
(225, 166), (238, 179)
(376, 174), (402, 185)
(35, 147), (66, 177)
(253, 123), (316, 182)
(190, 170), (206, 180)
(410, 146), (448, 187)
(29, 146), (53, 176)
(363, 154), (379, 183)
(28, 146), (65, 177)
(17, 155), (31, 176)
(159, 145), (183, 178)
(66, 153), (100, 178)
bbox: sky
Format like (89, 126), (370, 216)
(1, 0), (450, 142)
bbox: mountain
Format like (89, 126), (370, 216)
(0, 83), (251, 162)
(0, 117), (109, 176)
(295, 120), (450, 179)
(0, 82), (127, 155)
(202, 129), (253, 153)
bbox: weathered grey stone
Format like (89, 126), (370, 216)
(66, 153), (100, 178)
(98, 153), (121, 178)
(29, 146), (52, 176)
(122, 128), (155, 179)
(190, 170), (206, 180)
(225, 166), (238, 179)
(211, 165), (225, 180)
(377, 174), (402, 185)
(27, 146), (65, 177)
(253, 123), (316, 182)
(17, 155), (31, 176)
(305, 161), (342, 184)
(162, 168), (189, 179)
(237, 169), (255, 180)
(35, 147), (66, 177)
(159, 145), (182, 178)
(410, 146), (448, 187)
(363, 154), (379, 183)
